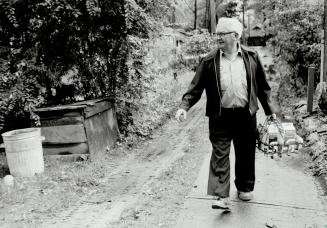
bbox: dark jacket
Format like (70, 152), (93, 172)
(179, 46), (276, 117)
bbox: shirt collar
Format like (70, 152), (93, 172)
(220, 43), (242, 57)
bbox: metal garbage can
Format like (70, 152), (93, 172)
(2, 128), (44, 177)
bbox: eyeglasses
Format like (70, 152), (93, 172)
(216, 32), (234, 38)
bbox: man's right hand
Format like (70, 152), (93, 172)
(175, 108), (187, 122)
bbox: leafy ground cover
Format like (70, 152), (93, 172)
(276, 62), (327, 193)
(1, 42), (327, 227)
(0, 67), (194, 227)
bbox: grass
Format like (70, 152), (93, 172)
(0, 66), (194, 226)
(0, 146), (125, 224)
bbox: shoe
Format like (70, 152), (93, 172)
(237, 191), (253, 201)
(212, 197), (230, 210)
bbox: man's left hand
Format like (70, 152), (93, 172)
(267, 113), (277, 121)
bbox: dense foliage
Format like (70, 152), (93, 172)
(218, 1), (240, 18)
(183, 30), (217, 56)
(255, 0), (323, 95)
(0, 0), (175, 137)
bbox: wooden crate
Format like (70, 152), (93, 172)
(35, 98), (120, 159)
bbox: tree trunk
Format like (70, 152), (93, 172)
(194, 0), (197, 29)
(319, 90), (327, 114)
(204, 0), (210, 29)
(172, 5), (176, 23)
(210, 0), (216, 33)
(324, 0), (327, 81)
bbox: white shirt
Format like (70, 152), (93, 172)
(219, 48), (248, 108)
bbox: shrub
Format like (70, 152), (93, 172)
(182, 30), (217, 56)
(257, 1), (323, 94)
(0, 0), (175, 137)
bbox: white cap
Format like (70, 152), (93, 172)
(216, 17), (243, 37)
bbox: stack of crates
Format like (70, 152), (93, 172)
(267, 122), (296, 142)
(266, 122), (297, 155)
(267, 124), (279, 144)
(281, 122), (296, 142)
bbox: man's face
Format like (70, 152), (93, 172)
(217, 32), (237, 52)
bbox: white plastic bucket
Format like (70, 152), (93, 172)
(2, 128), (44, 177)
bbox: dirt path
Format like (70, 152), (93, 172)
(4, 47), (326, 228)
(39, 97), (210, 228)
(176, 108), (327, 227)
(35, 47), (287, 228)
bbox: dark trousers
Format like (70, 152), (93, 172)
(207, 108), (257, 197)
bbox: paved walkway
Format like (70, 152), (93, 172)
(176, 109), (327, 228)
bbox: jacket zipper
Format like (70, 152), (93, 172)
(213, 56), (222, 116)
(248, 53), (253, 115)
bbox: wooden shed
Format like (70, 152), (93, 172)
(35, 98), (120, 160)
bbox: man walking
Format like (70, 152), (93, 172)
(175, 17), (277, 210)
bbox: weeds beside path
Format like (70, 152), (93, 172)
(0, 69), (208, 228)
(39, 97), (208, 228)
(3, 45), (327, 228)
